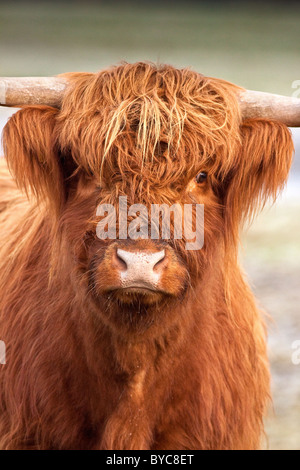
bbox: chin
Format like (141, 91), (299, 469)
(89, 284), (186, 335)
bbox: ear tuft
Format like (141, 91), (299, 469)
(224, 118), (294, 244)
(2, 106), (64, 214)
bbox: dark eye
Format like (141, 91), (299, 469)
(195, 171), (207, 184)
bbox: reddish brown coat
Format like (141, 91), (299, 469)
(0, 63), (294, 449)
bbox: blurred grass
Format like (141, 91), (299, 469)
(242, 203), (300, 267)
(242, 201), (300, 450)
(0, 1), (300, 93)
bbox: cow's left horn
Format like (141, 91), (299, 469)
(238, 90), (300, 127)
(0, 77), (67, 108)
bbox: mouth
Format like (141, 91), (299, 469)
(120, 286), (160, 294)
(106, 285), (168, 305)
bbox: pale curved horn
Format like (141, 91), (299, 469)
(1, 77), (300, 126)
(0, 77), (67, 108)
(238, 90), (300, 127)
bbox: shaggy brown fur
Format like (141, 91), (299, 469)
(0, 62), (294, 450)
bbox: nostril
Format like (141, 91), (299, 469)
(153, 250), (167, 272)
(115, 249), (128, 271)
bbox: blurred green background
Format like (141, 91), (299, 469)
(1, 0), (300, 94)
(0, 0), (299, 450)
